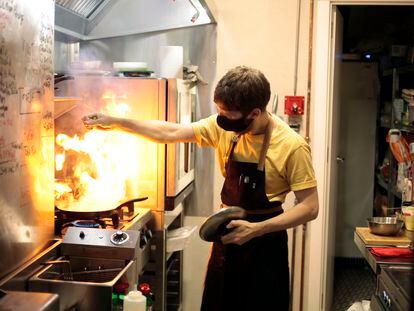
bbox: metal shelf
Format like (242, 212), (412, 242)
(54, 97), (81, 119)
(380, 119), (414, 133)
(164, 203), (183, 229)
(54, 97), (82, 102)
(376, 173), (402, 199)
(382, 65), (414, 77)
(376, 173), (388, 191)
(378, 65), (413, 209)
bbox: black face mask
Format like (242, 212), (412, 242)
(216, 114), (254, 132)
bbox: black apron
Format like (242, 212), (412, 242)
(201, 120), (289, 311)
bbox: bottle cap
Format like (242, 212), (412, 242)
(127, 290), (144, 301)
(139, 283), (151, 295)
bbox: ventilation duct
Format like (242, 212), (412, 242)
(55, 0), (215, 42)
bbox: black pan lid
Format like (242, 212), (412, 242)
(199, 206), (247, 242)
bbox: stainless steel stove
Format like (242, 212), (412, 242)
(55, 198), (150, 234)
(56, 205), (142, 232)
(1, 207), (152, 311)
(29, 225), (149, 311)
(371, 265), (413, 311)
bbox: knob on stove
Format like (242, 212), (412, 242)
(110, 230), (129, 245)
(79, 231), (85, 239)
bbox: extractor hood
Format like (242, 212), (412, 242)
(55, 0), (216, 42)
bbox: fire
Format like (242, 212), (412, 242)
(55, 93), (144, 212)
(55, 153), (65, 171)
(55, 182), (72, 200)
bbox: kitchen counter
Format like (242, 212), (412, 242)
(0, 291), (59, 311)
(354, 227), (414, 273)
(123, 207), (153, 231)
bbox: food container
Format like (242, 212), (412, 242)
(367, 217), (404, 236)
(166, 226), (197, 253)
(402, 206), (414, 231)
(405, 215), (414, 231)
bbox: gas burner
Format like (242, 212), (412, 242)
(69, 219), (105, 228)
(54, 197), (147, 236)
(60, 219), (107, 235)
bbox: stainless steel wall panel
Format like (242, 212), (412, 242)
(0, 0), (55, 281)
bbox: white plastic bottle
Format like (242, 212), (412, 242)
(123, 285), (147, 311)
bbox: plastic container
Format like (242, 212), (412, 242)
(166, 225), (197, 253)
(123, 285), (146, 311)
(393, 98), (404, 121)
(405, 215), (414, 231)
(402, 206), (414, 231)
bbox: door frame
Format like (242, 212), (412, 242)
(309, 1), (414, 310)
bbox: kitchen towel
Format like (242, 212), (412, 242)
(370, 247), (414, 258)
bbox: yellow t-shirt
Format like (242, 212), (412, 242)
(192, 114), (317, 202)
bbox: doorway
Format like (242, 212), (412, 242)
(311, 1), (414, 311)
(329, 5), (414, 309)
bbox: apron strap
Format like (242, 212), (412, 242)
(225, 135), (240, 165)
(257, 116), (274, 171)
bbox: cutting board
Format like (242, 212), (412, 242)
(355, 227), (411, 246)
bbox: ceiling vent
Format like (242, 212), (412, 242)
(55, 0), (215, 42)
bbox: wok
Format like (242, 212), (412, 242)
(56, 197), (148, 222)
(199, 206), (247, 242)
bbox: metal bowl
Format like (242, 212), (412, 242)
(367, 217), (404, 236)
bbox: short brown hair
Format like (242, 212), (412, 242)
(214, 66), (271, 113)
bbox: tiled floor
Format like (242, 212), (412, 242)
(332, 257), (376, 311)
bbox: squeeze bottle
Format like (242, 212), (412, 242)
(123, 285), (147, 311)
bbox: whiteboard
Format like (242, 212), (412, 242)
(0, 0), (55, 280)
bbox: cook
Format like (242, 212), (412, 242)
(82, 66), (319, 310)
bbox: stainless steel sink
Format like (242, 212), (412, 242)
(29, 256), (133, 311)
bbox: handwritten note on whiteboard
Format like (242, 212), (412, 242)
(0, 0), (54, 280)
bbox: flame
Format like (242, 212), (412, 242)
(55, 153), (65, 171)
(55, 94), (147, 212)
(101, 91), (131, 117)
(55, 182), (72, 200)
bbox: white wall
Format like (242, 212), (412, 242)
(207, 0), (310, 108)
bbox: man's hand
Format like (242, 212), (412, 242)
(82, 113), (117, 130)
(221, 220), (263, 245)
